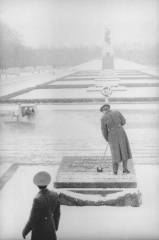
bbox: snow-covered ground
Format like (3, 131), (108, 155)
(0, 70), (75, 97)
(11, 87), (159, 100)
(0, 59), (159, 240)
(0, 164), (159, 240)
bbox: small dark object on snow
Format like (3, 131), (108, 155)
(97, 167), (103, 172)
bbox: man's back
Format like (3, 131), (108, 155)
(35, 189), (59, 217)
(101, 110), (126, 129)
(23, 188), (60, 240)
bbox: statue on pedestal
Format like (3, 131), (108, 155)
(102, 27), (114, 69)
(104, 28), (111, 45)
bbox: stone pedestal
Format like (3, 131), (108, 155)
(54, 156), (141, 207)
(54, 156), (137, 188)
(102, 44), (114, 70)
(102, 56), (114, 69)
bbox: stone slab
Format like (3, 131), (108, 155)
(118, 75), (151, 79)
(95, 83), (119, 87)
(96, 77), (120, 80)
(75, 73), (99, 76)
(65, 76), (97, 79)
(121, 79), (159, 84)
(50, 80), (95, 85)
(95, 78), (120, 82)
(87, 86), (127, 92)
(54, 156), (137, 188)
(99, 73), (116, 76)
(116, 72), (143, 75)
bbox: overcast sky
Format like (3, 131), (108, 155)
(0, 0), (159, 48)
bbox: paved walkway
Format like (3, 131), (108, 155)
(0, 109), (159, 165)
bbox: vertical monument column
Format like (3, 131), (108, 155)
(102, 28), (114, 70)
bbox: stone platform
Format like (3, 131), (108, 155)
(54, 156), (137, 188)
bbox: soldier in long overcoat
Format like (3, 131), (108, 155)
(100, 104), (132, 174)
(22, 171), (61, 240)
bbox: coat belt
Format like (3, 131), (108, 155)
(108, 125), (121, 130)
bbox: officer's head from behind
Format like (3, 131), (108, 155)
(33, 171), (51, 190)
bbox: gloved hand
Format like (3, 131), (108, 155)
(22, 230), (26, 239)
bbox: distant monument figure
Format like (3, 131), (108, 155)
(104, 28), (111, 44)
(102, 28), (114, 69)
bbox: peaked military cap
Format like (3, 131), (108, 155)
(33, 171), (51, 186)
(100, 104), (110, 112)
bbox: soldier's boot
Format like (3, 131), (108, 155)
(123, 160), (130, 174)
(113, 163), (118, 175)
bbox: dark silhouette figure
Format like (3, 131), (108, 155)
(104, 28), (111, 44)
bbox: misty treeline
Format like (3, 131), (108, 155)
(0, 22), (101, 71)
(114, 44), (159, 66)
(0, 22), (158, 72)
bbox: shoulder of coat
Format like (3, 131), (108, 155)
(101, 111), (111, 120)
(111, 110), (120, 114)
(51, 190), (59, 197)
(101, 113), (107, 119)
(101, 115), (106, 122)
(35, 189), (48, 199)
(34, 194), (42, 203)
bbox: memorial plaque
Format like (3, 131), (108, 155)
(54, 156), (137, 188)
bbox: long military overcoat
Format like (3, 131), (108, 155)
(101, 110), (132, 163)
(22, 189), (60, 240)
